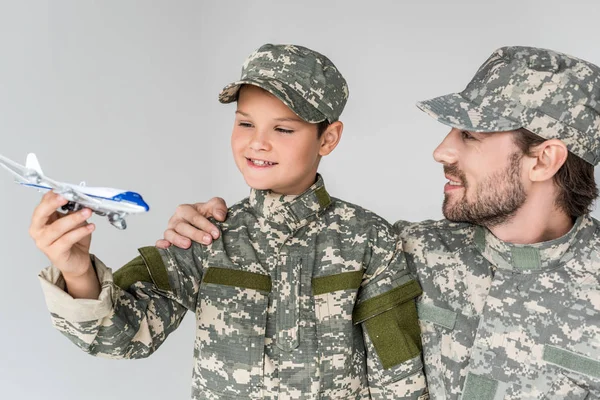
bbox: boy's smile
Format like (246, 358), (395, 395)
(246, 157), (278, 168)
(231, 85), (337, 195)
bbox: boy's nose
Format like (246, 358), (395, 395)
(249, 130), (271, 152)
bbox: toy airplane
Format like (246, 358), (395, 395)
(0, 153), (149, 229)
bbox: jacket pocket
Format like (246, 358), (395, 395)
(313, 270), (366, 398)
(416, 302), (462, 400)
(194, 267), (271, 397)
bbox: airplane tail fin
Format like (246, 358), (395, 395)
(26, 153), (44, 175)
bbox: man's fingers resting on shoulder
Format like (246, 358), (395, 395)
(172, 203), (220, 240)
(163, 229), (193, 249)
(202, 197), (228, 221)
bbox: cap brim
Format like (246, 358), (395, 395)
(219, 78), (328, 123)
(416, 93), (521, 132)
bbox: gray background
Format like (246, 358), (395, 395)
(1, 0), (599, 398)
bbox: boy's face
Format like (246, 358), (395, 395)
(231, 85), (326, 195)
(433, 128), (528, 226)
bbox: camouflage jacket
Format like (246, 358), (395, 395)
(397, 215), (600, 400)
(39, 175), (426, 400)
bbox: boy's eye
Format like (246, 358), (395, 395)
(276, 128), (294, 134)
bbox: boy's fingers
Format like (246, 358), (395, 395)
(163, 229), (194, 249)
(51, 223), (95, 256)
(39, 208), (92, 248)
(30, 192), (69, 235)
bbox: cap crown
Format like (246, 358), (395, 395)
(466, 46), (600, 164)
(219, 44), (349, 123)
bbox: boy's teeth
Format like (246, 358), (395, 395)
(251, 159), (274, 166)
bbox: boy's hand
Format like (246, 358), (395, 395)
(29, 191), (96, 278)
(156, 197), (228, 249)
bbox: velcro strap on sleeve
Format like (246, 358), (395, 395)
(353, 279), (422, 324)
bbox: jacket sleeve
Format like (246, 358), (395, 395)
(38, 244), (203, 359)
(353, 229), (427, 399)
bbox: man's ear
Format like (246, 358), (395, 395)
(319, 121), (343, 156)
(528, 139), (568, 182)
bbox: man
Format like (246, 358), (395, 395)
(157, 46), (600, 399)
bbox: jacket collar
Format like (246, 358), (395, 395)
(474, 215), (594, 272)
(248, 174), (331, 230)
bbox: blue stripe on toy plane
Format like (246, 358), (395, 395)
(21, 184), (149, 210)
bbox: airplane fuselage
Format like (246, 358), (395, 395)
(21, 183), (149, 213)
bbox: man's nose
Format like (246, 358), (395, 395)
(433, 128), (460, 165)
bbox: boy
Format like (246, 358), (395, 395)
(33, 44), (426, 399)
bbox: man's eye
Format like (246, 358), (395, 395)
(276, 128), (294, 134)
(461, 130), (474, 140)
(238, 122), (253, 128)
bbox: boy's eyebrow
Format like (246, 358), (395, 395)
(274, 117), (304, 123)
(235, 110), (304, 123)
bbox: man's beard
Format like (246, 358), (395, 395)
(443, 152), (526, 227)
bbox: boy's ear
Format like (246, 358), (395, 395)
(527, 139), (568, 182)
(319, 121), (343, 156)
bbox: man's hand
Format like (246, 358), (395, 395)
(156, 197), (229, 249)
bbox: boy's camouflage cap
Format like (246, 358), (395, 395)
(417, 46), (600, 165)
(219, 44), (349, 123)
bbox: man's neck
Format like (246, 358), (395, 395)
(487, 200), (574, 245)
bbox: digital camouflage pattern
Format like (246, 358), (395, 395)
(396, 215), (600, 400)
(417, 46), (600, 165)
(39, 175), (427, 400)
(219, 44), (349, 123)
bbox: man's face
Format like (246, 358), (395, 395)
(433, 128), (527, 227)
(231, 85), (324, 195)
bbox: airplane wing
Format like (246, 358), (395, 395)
(0, 154), (42, 184)
(46, 178), (103, 207)
(0, 154), (102, 207)
(1, 153), (141, 230)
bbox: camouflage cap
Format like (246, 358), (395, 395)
(417, 46), (600, 165)
(219, 44), (349, 123)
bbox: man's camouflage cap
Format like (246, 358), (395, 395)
(417, 46), (600, 165)
(219, 44), (349, 123)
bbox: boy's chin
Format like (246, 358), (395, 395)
(244, 178), (273, 192)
